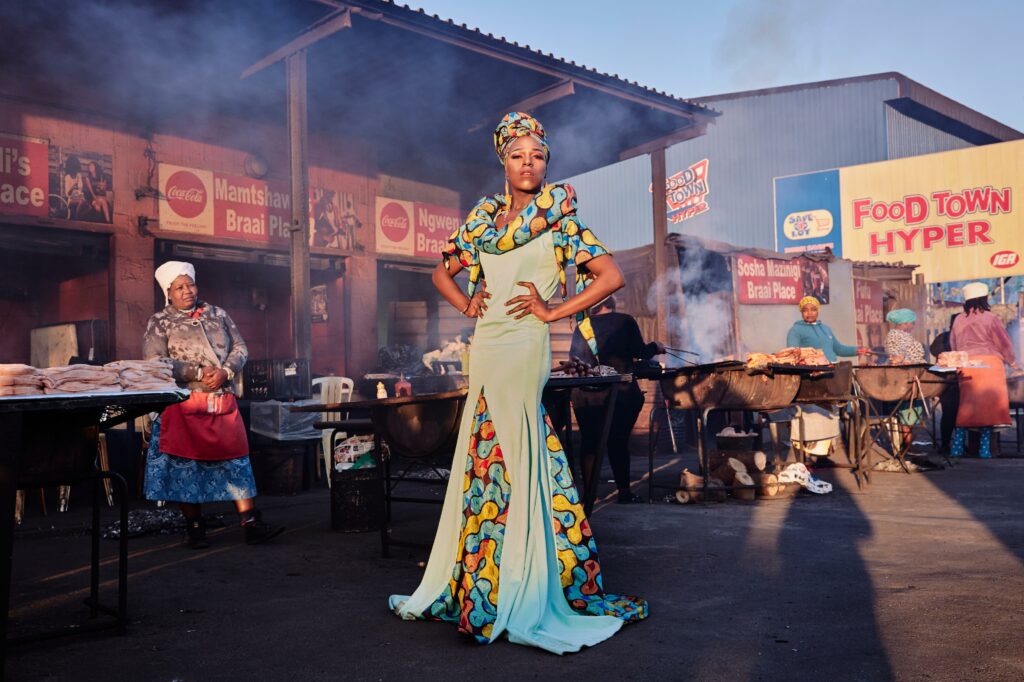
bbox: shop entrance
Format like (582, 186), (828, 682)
(0, 224), (111, 365)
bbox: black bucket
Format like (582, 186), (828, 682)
(330, 468), (384, 532)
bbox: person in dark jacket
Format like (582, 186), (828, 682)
(569, 296), (664, 503)
(929, 313), (960, 453)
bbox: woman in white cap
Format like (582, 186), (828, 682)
(949, 281), (1020, 458)
(143, 261), (282, 547)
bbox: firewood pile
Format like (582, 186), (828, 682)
(675, 451), (800, 504)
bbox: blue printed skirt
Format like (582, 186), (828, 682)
(145, 416), (258, 503)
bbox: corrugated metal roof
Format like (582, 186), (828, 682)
(331, 0), (715, 119)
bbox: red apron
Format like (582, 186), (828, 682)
(159, 392), (248, 460)
(956, 354), (1011, 428)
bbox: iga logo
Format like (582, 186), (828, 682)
(379, 201), (410, 242)
(164, 170), (207, 218)
(990, 251), (1020, 269)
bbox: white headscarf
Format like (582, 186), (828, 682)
(155, 261), (196, 305)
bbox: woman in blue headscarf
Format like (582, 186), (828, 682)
(883, 308), (925, 364)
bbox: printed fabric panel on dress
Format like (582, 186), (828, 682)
(422, 390), (511, 642)
(542, 406), (648, 622)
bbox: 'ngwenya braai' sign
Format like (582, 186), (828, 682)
(774, 140), (1024, 282)
(375, 197), (461, 259)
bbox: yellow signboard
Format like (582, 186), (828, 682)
(838, 140), (1024, 281)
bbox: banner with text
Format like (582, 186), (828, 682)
(0, 133), (49, 218)
(736, 255), (830, 305)
(375, 196), (461, 259)
(775, 140), (1024, 282)
(853, 277), (884, 350)
(159, 163), (290, 244)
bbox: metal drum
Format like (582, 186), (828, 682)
(853, 364), (929, 402)
(371, 391), (466, 461)
(794, 361), (853, 402)
(658, 362), (742, 410)
(717, 370), (801, 411)
(918, 368), (954, 399)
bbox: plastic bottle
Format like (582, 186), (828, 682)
(376, 381), (387, 399)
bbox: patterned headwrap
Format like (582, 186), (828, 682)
(441, 182), (610, 357)
(493, 112), (550, 164)
(798, 295), (821, 311)
(885, 308), (916, 325)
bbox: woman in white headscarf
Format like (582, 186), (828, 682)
(143, 261), (282, 548)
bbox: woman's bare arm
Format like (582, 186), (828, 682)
(432, 260), (490, 318)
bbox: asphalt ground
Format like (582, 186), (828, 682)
(5, 446), (1024, 682)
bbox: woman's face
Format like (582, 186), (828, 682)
(504, 136), (546, 194)
(801, 305), (819, 323)
(897, 321), (914, 332)
(167, 275), (198, 310)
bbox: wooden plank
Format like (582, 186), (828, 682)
(651, 148), (668, 343)
(467, 81), (576, 133)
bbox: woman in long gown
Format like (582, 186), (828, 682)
(389, 113), (647, 653)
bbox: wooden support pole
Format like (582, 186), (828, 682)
(287, 52), (312, 362)
(651, 147), (668, 343)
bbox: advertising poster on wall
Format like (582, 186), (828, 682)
(311, 188), (361, 250)
(47, 148), (113, 223)
(375, 197), (461, 259)
(854, 277), (884, 350)
(735, 255), (830, 305)
(775, 140), (1024, 282)
(0, 133), (49, 219)
(653, 158), (711, 225)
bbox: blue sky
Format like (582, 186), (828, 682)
(410, 0), (1024, 131)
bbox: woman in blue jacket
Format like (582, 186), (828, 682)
(786, 296), (868, 362)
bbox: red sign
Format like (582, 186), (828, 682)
(380, 201), (411, 243)
(736, 255), (802, 304)
(414, 202), (461, 258)
(212, 173), (290, 245)
(0, 134), (48, 217)
(165, 169), (207, 219)
(853, 278), (884, 349)
(990, 250), (1019, 269)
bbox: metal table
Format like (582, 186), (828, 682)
(0, 389), (188, 671)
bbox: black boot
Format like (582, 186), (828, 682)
(184, 517), (209, 549)
(241, 510), (284, 545)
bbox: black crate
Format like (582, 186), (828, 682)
(243, 359), (311, 401)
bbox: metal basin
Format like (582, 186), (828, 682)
(795, 361), (852, 402)
(717, 371), (801, 411)
(370, 392), (466, 461)
(1007, 377), (1024, 407)
(854, 364), (930, 402)
(659, 366), (736, 410)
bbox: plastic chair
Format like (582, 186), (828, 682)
(312, 376), (354, 487)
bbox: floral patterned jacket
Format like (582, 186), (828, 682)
(143, 303), (248, 394)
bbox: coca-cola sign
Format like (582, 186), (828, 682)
(164, 170), (207, 218)
(379, 201), (410, 241)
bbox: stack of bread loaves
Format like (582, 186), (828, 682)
(42, 364), (121, 395)
(105, 360), (178, 391)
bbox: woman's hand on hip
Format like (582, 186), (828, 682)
(200, 367), (228, 390)
(464, 281), (491, 318)
(506, 281), (553, 322)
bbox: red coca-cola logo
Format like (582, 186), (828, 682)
(990, 250), (1020, 269)
(165, 170), (207, 219)
(379, 201), (410, 242)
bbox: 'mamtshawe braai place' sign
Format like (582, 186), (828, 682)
(775, 140), (1024, 282)
(736, 255), (830, 305)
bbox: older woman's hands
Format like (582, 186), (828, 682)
(200, 366), (229, 390)
(506, 281), (554, 322)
